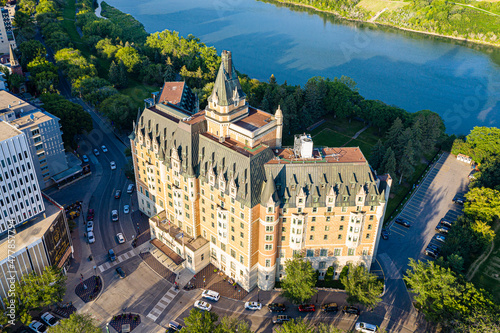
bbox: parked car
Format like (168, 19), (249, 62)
(452, 194), (464, 205)
(168, 321), (183, 331)
(381, 229), (390, 240)
(88, 232), (95, 244)
(439, 218), (454, 227)
(116, 233), (125, 244)
(298, 304), (315, 312)
(355, 322), (378, 332)
(114, 190), (121, 199)
(427, 244), (440, 253)
(245, 301), (262, 310)
(28, 321), (47, 333)
(82, 155), (89, 163)
(394, 217), (412, 228)
(124, 205), (130, 214)
(436, 234), (446, 243)
(111, 210), (119, 222)
(101, 145), (108, 152)
(108, 249), (116, 261)
(93, 148), (100, 156)
(87, 208), (94, 220)
(342, 305), (360, 315)
(435, 224), (450, 234)
(272, 315), (291, 324)
(321, 302), (338, 312)
(116, 267), (126, 278)
(425, 248), (438, 259)
(41, 312), (59, 327)
(268, 303), (286, 312)
(127, 184), (135, 193)
(110, 161), (117, 170)
(201, 289), (220, 301)
(194, 300), (212, 311)
(86, 223), (93, 233)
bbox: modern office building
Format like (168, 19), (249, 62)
(0, 121), (45, 231)
(0, 91), (67, 189)
(132, 51), (391, 291)
(0, 6), (16, 55)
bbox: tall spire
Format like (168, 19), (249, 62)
(9, 44), (19, 67)
(208, 50), (246, 107)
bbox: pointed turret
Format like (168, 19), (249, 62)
(9, 44), (19, 67)
(261, 173), (277, 205)
(208, 50), (246, 107)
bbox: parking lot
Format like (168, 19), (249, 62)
(377, 152), (472, 315)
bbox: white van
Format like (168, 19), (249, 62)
(355, 322), (378, 333)
(201, 289), (220, 301)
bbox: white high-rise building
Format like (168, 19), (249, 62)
(0, 121), (44, 232)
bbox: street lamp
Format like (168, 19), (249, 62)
(257, 288), (260, 303)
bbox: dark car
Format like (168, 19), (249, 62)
(435, 224), (450, 234)
(116, 267), (126, 278)
(425, 249), (438, 259)
(272, 315), (291, 324)
(427, 244), (440, 253)
(321, 302), (338, 312)
(87, 208), (94, 221)
(439, 218), (454, 227)
(453, 194), (465, 205)
(394, 218), (412, 228)
(114, 190), (122, 199)
(108, 249), (116, 261)
(268, 303), (286, 312)
(381, 229), (390, 240)
(342, 305), (360, 315)
(298, 304), (315, 312)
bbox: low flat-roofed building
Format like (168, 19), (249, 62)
(0, 194), (73, 305)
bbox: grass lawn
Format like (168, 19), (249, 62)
(313, 128), (353, 147)
(356, 0), (409, 14)
(121, 80), (159, 109)
(471, 230), (500, 303)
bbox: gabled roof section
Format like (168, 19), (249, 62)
(158, 82), (185, 105)
(208, 50), (245, 106)
(261, 172), (277, 205)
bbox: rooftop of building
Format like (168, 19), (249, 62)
(0, 120), (21, 141)
(0, 90), (38, 115)
(201, 132), (269, 157)
(233, 107), (274, 132)
(266, 147), (367, 165)
(158, 82), (185, 105)
(0, 196), (63, 261)
(150, 211), (208, 252)
(10, 111), (55, 130)
(183, 110), (206, 125)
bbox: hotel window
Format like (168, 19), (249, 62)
(312, 207), (317, 213)
(282, 217), (287, 223)
(240, 232), (244, 238)
(340, 216), (345, 221)
(326, 217), (330, 222)
(306, 249), (314, 257)
(240, 255), (244, 264)
(338, 234), (342, 240)
(281, 236), (285, 241)
(265, 235), (273, 241)
(325, 226), (330, 231)
(341, 207), (347, 212)
(240, 213), (245, 219)
(311, 217), (316, 222)
(363, 248), (369, 256)
(348, 248), (355, 256)
(265, 244), (273, 251)
(266, 226), (274, 232)
(231, 249), (236, 258)
(266, 216), (274, 222)
(240, 222), (244, 229)
(221, 243), (226, 251)
(282, 227), (286, 232)
(320, 249), (328, 256)
(265, 259), (271, 267)
(369, 215), (374, 221)
(324, 235), (328, 240)
(370, 206), (375, 211)
(334, 248), (342, 256)
(310, 226), (315, 231)
(367, 224), (372, 230)
(309, 235), (314, 240)
(211, 236), (216, 244)
(366, 233), (370, 239)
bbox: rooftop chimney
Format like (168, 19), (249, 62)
(222, 50), (232, 79)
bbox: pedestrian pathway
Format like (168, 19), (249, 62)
(98, 249), (136, 273)
(146, 286), (180, 322)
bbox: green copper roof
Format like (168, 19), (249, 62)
(209, 50), (246, 106)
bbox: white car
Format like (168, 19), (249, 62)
(436, 234), (446, 243)
(194, 300), (212, 311)
(116, 233), (125, 244)
(111, 210), (119, 222)
(88, 231), (95, 244)
(124, 205), (130, 214)
(110, 161), (116, 170)
(93, 148), (100, 156)
(101, 145), (108, 152)
(201, 289), (220, 301)
(245, 301), (262, 310)
(82, 155), (89, 163)
(355, 322), (378, 332)
(41, 312), (59, 327)
(29, 320), (47, 333)
(86, 224), (93, 233)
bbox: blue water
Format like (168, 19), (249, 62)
(103, 0), (500, 134)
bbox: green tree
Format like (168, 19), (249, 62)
(49, 313), (101, 333)
(281, 256), (317, 304)
(115, 46), (142, 73)
(399, 139), (415, 181)
(475, 156), (500, 190)
(464, 187), (500, 223)
(18, 40), (46, 68)
(385, 118), (404, 151)
(453, 309), (500, 333)
(99, 94), (136, 130)
(164, 57), (176, 81)
(369, 140), (386, 172)
(182, 308), (218, 333)
(214, 316), (252, 333)
(54, 48), (97, 82)
(341, 263), (383, 309)
(6, 73), (25, 93)
(275, 318), (315, 333)
(464, 126), (500, 163)
(317, 323), (344, 333)
(381, 147), (396, 178)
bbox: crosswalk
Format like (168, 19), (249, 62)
(98, 249), (136, 272)
(146, 286), (179, 322)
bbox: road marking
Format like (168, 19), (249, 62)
(97, 249), (136, 273)
(146, 286), (179, 322)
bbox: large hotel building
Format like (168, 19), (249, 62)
(131, 51), (391, 291)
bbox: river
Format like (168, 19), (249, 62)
(103, 0), (500, 135)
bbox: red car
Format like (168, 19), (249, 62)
(87, 208), (94, 221)
(298, 304), (315, 312)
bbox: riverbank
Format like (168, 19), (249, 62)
(265, 0), (500, 48)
